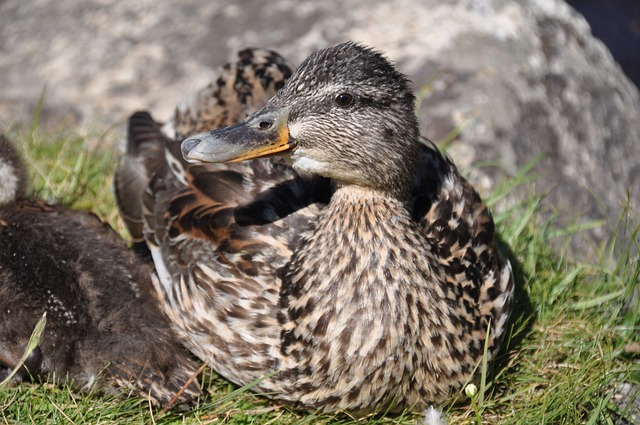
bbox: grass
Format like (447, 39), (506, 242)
(0, 119), (638, 425)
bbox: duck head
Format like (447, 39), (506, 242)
(182, 42), (421, 200)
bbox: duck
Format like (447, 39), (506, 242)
(0, 135), (201, 407)
(116, 42), (515, 414)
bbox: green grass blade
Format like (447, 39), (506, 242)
(0, 313), (47, 387)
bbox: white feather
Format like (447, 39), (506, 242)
(0, 162), (18, 205)
(422, 406), (447, 425)
(150, 246), (174, 294)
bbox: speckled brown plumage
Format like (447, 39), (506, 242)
(117, 42), (514, 414)
(165, 48), (292, 142)
(115, 48), (294, 255)
(0, 135), (201, 407)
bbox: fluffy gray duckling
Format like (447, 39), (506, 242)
(0, 135), (201, 406)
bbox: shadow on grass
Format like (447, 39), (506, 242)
(495, 234), (535, 364)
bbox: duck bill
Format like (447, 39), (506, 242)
(181, 107), (294, 164)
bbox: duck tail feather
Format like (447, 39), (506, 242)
(114, 111), (169, 247)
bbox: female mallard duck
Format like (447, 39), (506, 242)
(117, 42), (514, 414)
(0, 135), (201, 406)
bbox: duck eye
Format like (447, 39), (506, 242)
(335, 93), (354, 108)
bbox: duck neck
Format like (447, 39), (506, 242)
(281, 184), (435, 361)
(327, 185), (412, 221)
(284, 184), (427, 297)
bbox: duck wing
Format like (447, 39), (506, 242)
(119, 110), (331, 383)
(115, 48), (295, 256)
(114, 112), (167, 254)
(412, 142), (514, 358)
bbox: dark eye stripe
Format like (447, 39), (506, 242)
(335, 93), (354, 107)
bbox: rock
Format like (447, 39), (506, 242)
(0, 0), (638, 255)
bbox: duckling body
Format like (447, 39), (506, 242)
(0, 135), (200, 406)
(118, 43), (514, 414)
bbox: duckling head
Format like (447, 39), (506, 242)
(182, 42), (421, 200)
(0, 135), (27, 206)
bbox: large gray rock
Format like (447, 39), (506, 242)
(0, 0), (638, 254)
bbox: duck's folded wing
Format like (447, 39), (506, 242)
(114, 111), (168, 250)
(124, 116), (330, 384)
(117, 110), (329, 284)
(412, 142), (514, 353)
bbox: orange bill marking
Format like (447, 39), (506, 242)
(227, 126), (295, 163)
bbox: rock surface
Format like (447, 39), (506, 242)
(0, 0), (638, 254)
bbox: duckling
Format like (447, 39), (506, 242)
(118, 42), (514, 414)
(0, 135), (201, 406)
